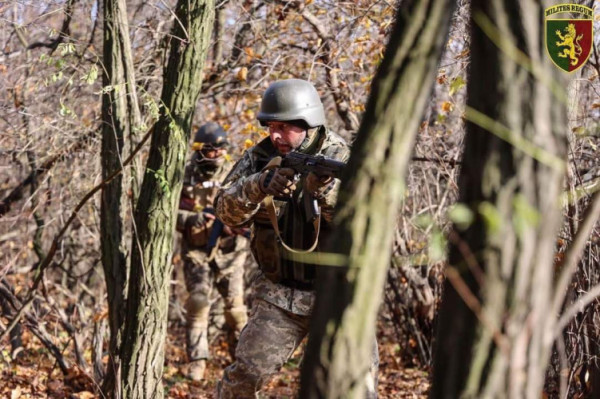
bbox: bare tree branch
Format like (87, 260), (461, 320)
(553, 189), (600, 315)
(0, 127), (153, 345)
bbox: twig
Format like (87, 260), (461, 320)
(92, 315), (106, 383)
(0, 126), (154, 345)
(0, 283), (69, 374)
(412, 156), (461, 167)
(553, 189), (600, 316)
(26, 0), (79, 53)
(445, 266), (510, 354)
(555, 283), (600, 338)
(0, 129), (98, 217)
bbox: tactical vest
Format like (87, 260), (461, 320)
(249, 129), (331, 290)
(183, 163), (227, 210)
(182, 162), (236, 251)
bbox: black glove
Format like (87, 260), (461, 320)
(304, 172), (334, 196)
(259, 167), (296, 197)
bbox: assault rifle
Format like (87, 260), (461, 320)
(279, 152), (346, 223)
(281, 152), (345, 179)
(205, 208), (250, 254)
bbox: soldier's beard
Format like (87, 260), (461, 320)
(273, 134), (306, 155)
(274, 140), (293, 155)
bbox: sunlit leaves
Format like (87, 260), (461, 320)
(191, 142), (204, 151)
(143, 94), (161, 121)
(148, 168), (171, 198)
(237, 66), (248, 81)
(429, 230), (446, 262)
(512, 194), (540, 240)
(449, 203), (474, 231)
(441, 101), (453, 113)
(59, 100), (76, 118)
(57, 43), (76, 56)
(479, 201), (503, 236)
(80, 65), (98, 85)
(449, 76), (466, 96)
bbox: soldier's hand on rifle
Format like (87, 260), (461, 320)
(259, 167), (296, 197)
(186, 211), (215, 228)
(304, 172), (333, 196)
(222, 225), (249, 236)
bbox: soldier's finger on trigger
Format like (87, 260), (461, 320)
(273, 174), (291, 187)
(278, 167), (296, 177)
(271, 180), (286, 194)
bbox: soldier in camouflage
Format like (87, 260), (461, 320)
(177, 122), (249, 381)
(215, 79), (379, 398)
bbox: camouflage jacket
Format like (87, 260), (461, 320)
(215, 127), (350, 315)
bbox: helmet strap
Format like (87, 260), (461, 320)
(193, 151), (223, 169)
(297, 127), (320, 154)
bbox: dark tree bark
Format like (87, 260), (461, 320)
(212, 4), (226, 65)
(119, 1), (215, 398)
(101, 0), (142, 395)
(300, 0), (456, 397)
(431, 0), (569, 397)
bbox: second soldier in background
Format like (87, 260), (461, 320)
(176, 122), (249, 381)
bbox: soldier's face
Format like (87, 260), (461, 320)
(200, 147), (226, 159)
(267, 121), (306, 155)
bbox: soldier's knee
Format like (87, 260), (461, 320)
(225, 306), (248, 333)
(225, 296), (247, 332)
(186, 294), (210, 320)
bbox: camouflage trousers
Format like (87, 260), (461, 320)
(183, 242), (248, 361)
(217, 298), (379, 398)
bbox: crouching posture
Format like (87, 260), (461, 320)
(214, 79), (378, 398)
(177, 122), (249, 381)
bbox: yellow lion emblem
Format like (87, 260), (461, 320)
(556, 23), (583, 66)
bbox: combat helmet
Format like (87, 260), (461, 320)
(257, 79), (325, 129)
(191, 122), (228, 169)
(193, 122), (228, 148)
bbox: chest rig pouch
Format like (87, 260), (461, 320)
(251, 193), (320, 290)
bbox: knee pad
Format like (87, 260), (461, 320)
(186, 294), (210, 325)
(225, 305), (248, 333)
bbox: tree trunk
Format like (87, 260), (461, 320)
(430, 1), (568, 397)
(120, 1), (214, 398)
(212, 4), (225, 66)
(101, 0), (142, 395)
(300, 0), (456, 397)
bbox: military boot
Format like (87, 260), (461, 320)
(187, 359), (206, 381)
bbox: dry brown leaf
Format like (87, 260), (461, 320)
(237, 67), (248, 81)
(92, 308), (108, 322)
(441, 101), (453, 113)
(72, 391), (96, 399)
